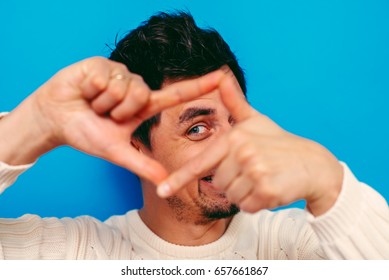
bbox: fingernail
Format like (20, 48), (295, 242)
(157, 182), (171, 198)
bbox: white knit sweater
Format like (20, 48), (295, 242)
(0, 161), (388, 259)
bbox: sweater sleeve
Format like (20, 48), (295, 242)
(0, 161), (134, 259)
(306, 163), (389, 259)
(0, 161), (33, 195)
(0, 213), (134, 259)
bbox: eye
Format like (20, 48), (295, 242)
(186, 124), (210, 141)
(188, 125), (206, 134)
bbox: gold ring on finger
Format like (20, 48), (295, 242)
(113, 74), (125, 80)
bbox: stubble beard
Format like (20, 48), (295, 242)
(195, 191), (240, 223)
(166, 182), (240, 225)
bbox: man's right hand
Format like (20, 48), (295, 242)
(0, 57), (224, 185)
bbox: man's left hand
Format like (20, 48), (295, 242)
(157, 70), (344, 216)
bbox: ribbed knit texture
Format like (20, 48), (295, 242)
(0, 161), (33, 195)
(307, 164), (389, 259)
(0, 161), (388, 259)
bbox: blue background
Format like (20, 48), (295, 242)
(0, 0), (388, 220)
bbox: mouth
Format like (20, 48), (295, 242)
(201, 175), (213, 184)
(199, 173), (227, 198)
(199, 172), (218, 191)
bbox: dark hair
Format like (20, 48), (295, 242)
(109, 11), (246, 149)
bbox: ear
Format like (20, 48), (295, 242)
(131, 138), (153, 155)
(130, 139), (142, 152)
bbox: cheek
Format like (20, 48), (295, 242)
(151, 142), (201, 199)
(149, 121), (211, 174)
(153, 143), (204, 173)
(151, 137), (208, 174)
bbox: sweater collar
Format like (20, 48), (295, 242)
(127, 210), (245, 259)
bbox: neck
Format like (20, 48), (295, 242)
(139, 199), (233, 246)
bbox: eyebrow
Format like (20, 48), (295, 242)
(178, 107), (216, 124)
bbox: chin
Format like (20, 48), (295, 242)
(197, 179), (240, 221)
(165, 180), (241, 225)
(200, 203), (240, 221)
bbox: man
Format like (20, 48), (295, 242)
(0, 12), (388, 259)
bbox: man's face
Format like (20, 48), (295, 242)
(145, 89), (239, 224)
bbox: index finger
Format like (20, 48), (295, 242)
(103, 141), (169, 186)
(156, 136), (229, 198)
(136, 68), (225, 120)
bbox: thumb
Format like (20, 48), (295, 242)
(219, 71), (258, 122)
(156, 137), (229, 198)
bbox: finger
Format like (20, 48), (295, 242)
(110, 78), (150, 122)
(156, 136), (229, 198)
(138, 69), (225, 120)
(78, 57), (115, 100)
(219, 73), (258, 122)
(225, 176), (254, 205)
(212, 152), (241, 191)
(239, 195), (264, 213)
(238, 183), (280, 213)
(91, 73), (129, 114)
(103, 142), (169, 186)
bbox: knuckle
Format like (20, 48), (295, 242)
(253, 181), (277, 202)
(116, 63), (128, 73)
(131, 85), (149, 105)
(260, 190), (277, 203)
(131, 73), (144, 82)
(238, 178), (280, 213)
(91, 75), (107, 91)
(89, 56), (106, 65)
(239, 200), (257, 213)
(246, 164), (264, 181)
(236, 144), (256, 165)
(88, 57), (110, 71)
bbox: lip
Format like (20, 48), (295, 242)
(200, 176), (213, 185)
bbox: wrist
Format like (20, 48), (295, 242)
(305, 146), (344, 216)
(0, 98), (57, 165)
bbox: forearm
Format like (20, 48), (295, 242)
(0, 98), (55, 166)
